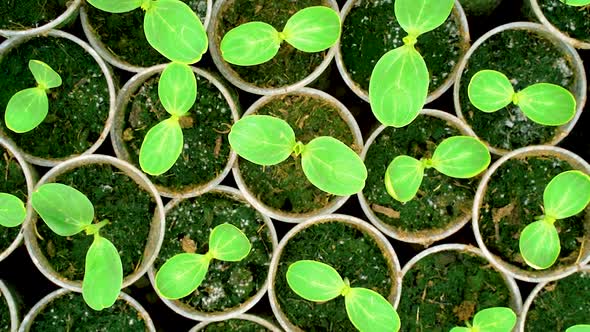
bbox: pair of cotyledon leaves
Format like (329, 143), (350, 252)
(450, 307), (516, 332)
(0, 193), (26, 228)
(228, 115), (367, 196)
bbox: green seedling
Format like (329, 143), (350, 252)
(468, 69), (577, 126)
(4, 60), (62, 133)
(220, 6), (341, 66)
(567, 325), (590, 332)
(450, 307), (516, 332)
(0, 193), (26, 227)
(31, 183), (123, 311)
(519, 170), (590, 270)
(228, 115), (367, 196)
(384, 136), (490, 203)
(560, 0), (590, 6)
(155, 223), (251, 299)
(369, 0), (454, 127)
(287, 260), (400, 332)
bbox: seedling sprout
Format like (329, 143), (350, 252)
(449, 307), (516, 332)
(0, 193), (26, 227)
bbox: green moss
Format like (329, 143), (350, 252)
(0, 146), (28, 253)
(0, 0), (68, 30)
(201, 319), (271, 332)
(538, 0), (590, 43)
(0, 290), (9, 331)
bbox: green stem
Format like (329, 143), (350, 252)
(292, 141), (305, 157)
(85, 219), (110, 236)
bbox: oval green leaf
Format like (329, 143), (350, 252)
(83, 236), (123, 311)
(301, 136), (367, 196)
(158, 62), (196, 116)
(155, 253), (210, 299)
(567, 325), (590, 332)
(283, 6), (341, 52)
(229, 115), (296, 166)
(450, 328), (470, 332)
(209, 223), (252, 261)
(516, 83), (576, 126)
(139, 117), (183, 176)
(369, 45), (429, 128)
(560, 0), (590, 6)
(543, 170), (590, 220)
(220, 22), (281, 66)
(519, 220), (560, 270)
(0, 193), (26, 228)
(31, 183), (94, 237)
(468, 70), (514, 113)
(29, 60), (62, 89)
(87, 0), (142, 13)
(5, 87), (48, 133)
(345, 288), (400, 332)
(431, 136), (491, 178)
(286, 260), (345, 302)
(394, 0), (455, 36)
(473, 307), (517, 332)
(384, 155), (424, 203)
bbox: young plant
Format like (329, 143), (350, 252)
(228, 115), (368, 196)
(519, 170), (590, 270)
(468, 69), (577, 126)
(384, 136), (490, 203)
(0, 193), (26, 227)
(287, 260), (400, 332)
(560, 0), (590, 6)
(369, 0), (454, 127)
(154, 223), (251, 299)
(31, 183), (123, 311)
(220, 6), (341, 66)
(567, 325), (590, 332)
(450, 307), (516, 332)
(4, 60), (62, 133)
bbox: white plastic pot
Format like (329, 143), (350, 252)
(0, 280), (19, 332)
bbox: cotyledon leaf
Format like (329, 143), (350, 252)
(472, 307), (517, 332)
(515, 83), (576, 126)
(155, 253), (210, 299)
(209, 223), (251, 262)
(158, 62), (196, 117)
(4, 87), (48, 133)
(468, 70), (515, 113)
(29, 60), (62, 89)
(139, 117), (183, 176)
(345, 288), (400, 332)
(394, 0), (455, 36)
(83, 236), (123, 311)
(0, 193), (26, 228)
(220, 22), (281, 66)
(286, 260), (345, 302)
(86, 0), (142, 13)
(519, 220), (560, 270)
(282, 6), (341, 52)
(543, 170), (590, 220)
(431, 136), (491, 179)
(384, 155), (424, 203)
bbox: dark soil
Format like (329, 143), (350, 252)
(0, 289), (9, 331)
(0, 146), (28, 253)
(0, 0), (68, 30)
(538, 0), (590, 43)
(201, 318), (271, 332)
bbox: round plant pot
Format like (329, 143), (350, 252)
(453, 22), (587, 155)
(0, 138), (35, 263)
(268, 214), (402, 331)
(473, 146), (590, 283)
(528, 0), (590, 49)
(0, 0), (81, 38)
(0, 29), (117, 167)
(80, 0), (213, 72)
(232, 88), (363, 223)
(148, 185), (278, 322)
(189, 314), (282, 332)
(112, 64), (239, 198)
(0, 280), (19, 332)
(23, 154), (165, 293)
(18, 288), (156, 332)
(208, 0), (339, 95)
(399, 244), (522, 331)
(358, 109), (479, 245)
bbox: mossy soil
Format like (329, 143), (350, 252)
(0, 36), (110, 159)
(201, 319), (270, 332)
(0, 290), (9, 332)
(239, 94), (357, 214)
(216, 0), (328, 88)
(538, 0), (590, 44)
(86, 0), (209, 68)
(0, 0), (68, 30)
(37, 164), (155, 280)
(153, 191), (274, 313)
(122, 73), (232, 192)
(479, 156), (587, 271)
(0, 146), (28, 254)
(340, 0), (467, 95)
(275, 221), (394, 331)
(398, 250), (513, 332)
(363, 116), (477, 233)
(458, 29), (578, 151)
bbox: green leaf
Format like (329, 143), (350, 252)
(31, 183), (94, 237)
(155, 253), (210, 299)
(519, 220), (560, 270)
(139, 117), (183, 176)
(286, 260), (345, 302)
(468, 70), (514, 113)
(431, 136), (491, 178)
(566, 325), (590, 332)
(449, 328), (470, 332)
(229, 115), (296, 166)
(394, 0), (455, 36)
(544, 170), (590, 220)
(301, 136), (367, 196)
(384, 155), (424, 203)
(83, 236), (122, 311)
(158, 62), (196, 116)
(220, 22), (281, 66)
(560, 0), (590, 6)
(4, 87), (48, 133)
(29, 60), (62, 89)
(473, 307), (517, 332)
(209, 223), (251, 261)
(516, 83), (576, 126)
(345, 288), (400, 332)
(144, 0), (208, 64)
(283, 6), (341, 52)
(369, 45), (429, 127)
(0, 193), (26, 227)
(86, 0), (142, 13)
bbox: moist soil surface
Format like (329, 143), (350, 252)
(153, 191), (274, 313)
(0, 0), (68, 30)
(37, 163), (155, 280)
(340, 0), (467, 95)
(363, 115), (477, 233)
(538, 0), (590, 44)
(479, 156), (587, 271)
(275, 221), (394, 331)
(201, 318), (271, 332)
(122, 73), (232, 193)
(398, 249), (513, 332)
(0, 289), (9, 331)
(0, 36), (110, 159)
(216, 0), (329, 88)
(0, 147), (28, 253)
(458, 28), (578, 151)
(238, 94), (357, 215)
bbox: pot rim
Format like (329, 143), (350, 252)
(189, 313), (283, 332)
(0, 280), (19, 332)
(528, 0), (590, 50)
(0, 0), (82, 37)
